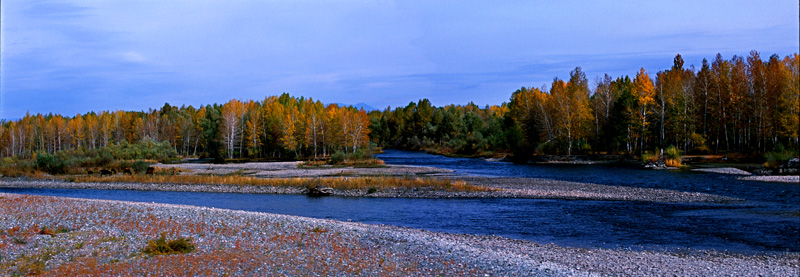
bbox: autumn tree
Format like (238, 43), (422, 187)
(591, 74), (617, 152)
(631, 68), (655, 153)
(220, 99), (247, 159)
(244, 103), (263, 158)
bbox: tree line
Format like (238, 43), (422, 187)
(369, 52), (798, 159)
(1, 51), (797, 162)
(0, 93), (370, 161)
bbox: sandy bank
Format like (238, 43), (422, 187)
(1, 193), (795, 276)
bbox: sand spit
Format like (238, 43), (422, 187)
(738, 175), (800, 184)
(0, 177), (741, 204)
(691, 167), (753, 175)
(458, 177), (743, 203)
(0, 193), (796, 276)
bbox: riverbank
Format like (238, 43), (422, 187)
(0, 176), (741, 203)
(154, 161), (456, 177)
(1, 193), (796, 276)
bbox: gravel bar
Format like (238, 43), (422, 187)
(155, 162), (456, 177)
(691, 167), (753, 175)
(2, 193), (796, 276)
(738, 175), (800, 184)
(0, 177), (741, 204)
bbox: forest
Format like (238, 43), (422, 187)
(0, 94), (370, 165)
(370, 52), (799, 160)
(1, 51), (798, 166)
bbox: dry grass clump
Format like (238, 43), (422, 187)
(0, 193), (486, 275)
(142, 232), (195, 255)
(300, 158), (386, 168)
(664, 159), (682, 167)
(664, 146), (683, 167)
(70, 174), (494, 193)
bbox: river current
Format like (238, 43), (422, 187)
(3, 150), (798, 253)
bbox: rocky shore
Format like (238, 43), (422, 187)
(0, 176), (741, 204)
(1, 193), (796, 276)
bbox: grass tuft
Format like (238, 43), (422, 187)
(142, 232), (195, 256)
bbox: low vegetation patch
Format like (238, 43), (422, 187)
(70, 174), (494, 193)
(142, 233), (195, 256)
(0, 138), (177, 177)
(664, 145), (683, 167)
(763, 144), (798, 169)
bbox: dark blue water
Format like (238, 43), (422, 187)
(2, 150), (798, 253)
(378, 150), (800, 205)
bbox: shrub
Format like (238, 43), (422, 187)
(142, 232), (195, 255)
(641, 152), (658, 163)
(107, 139), (179, 162)
(131, 160), (152, 174)
(664, 145), (682, 167)
(89, 151), (114, 168)
(328, 151), (347, 165)
(0, 158), (36, 177)
(764, 144), (796, 169)
(349, 149), (372, 161)
(35, 153), (68, 174)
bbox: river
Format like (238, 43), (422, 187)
(2, 150), (798, 253)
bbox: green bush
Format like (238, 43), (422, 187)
(107, 138), (178, 162)
(328, 151), (347, 165)
(764, 144), (796, 169)
(142, 233), (195, 256)
(664, 145), (683, 167)
(35, 153), (68, 174)
(132, 160), (152, 174)
(641, 152), (658, 163)
(349, 149), (374, 161)
(665, 145), (682, 160)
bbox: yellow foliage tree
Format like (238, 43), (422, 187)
(632, 67), (655, 152)
(221, 99), (247, 159)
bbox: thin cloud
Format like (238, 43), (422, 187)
(1, 0), (798, 119)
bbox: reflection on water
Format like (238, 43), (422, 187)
(2, 150), (798, 253)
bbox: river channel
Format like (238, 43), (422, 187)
(3, 150), (798, 253)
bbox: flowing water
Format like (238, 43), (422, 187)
(3, 150), (798, 253)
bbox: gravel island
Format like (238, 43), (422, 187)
(0, 176), (741, 204)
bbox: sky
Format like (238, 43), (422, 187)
(1, 0), (798, 119)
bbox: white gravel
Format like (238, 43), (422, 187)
(691, 167), (753, 175)
(738, 175), (800, 184)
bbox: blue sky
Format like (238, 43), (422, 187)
(1, 0), (798, 119)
